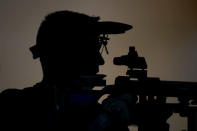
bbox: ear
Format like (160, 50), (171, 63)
(29, 45), (40, 59)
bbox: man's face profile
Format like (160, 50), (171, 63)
(29, 11), (105, 82)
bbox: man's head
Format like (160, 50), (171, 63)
(30, 10), (132, 84)
(30, 11), (105, 83)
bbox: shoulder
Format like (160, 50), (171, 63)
(0, 82), (44, 106)
(0, 88), (26, 104)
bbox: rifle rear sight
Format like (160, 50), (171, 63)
(113, 46), (147, 80)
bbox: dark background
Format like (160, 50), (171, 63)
(0, 0), (197, 130)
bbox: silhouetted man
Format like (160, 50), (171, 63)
(0, 10), (132, 131)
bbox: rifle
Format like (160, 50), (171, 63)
(101, 46), (197, 131)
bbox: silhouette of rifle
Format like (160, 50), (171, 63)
(102, 46), (197, 131)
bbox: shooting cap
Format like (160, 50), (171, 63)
(30, 10), (132, 59)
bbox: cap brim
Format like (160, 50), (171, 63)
(97, 21), (132, 34)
